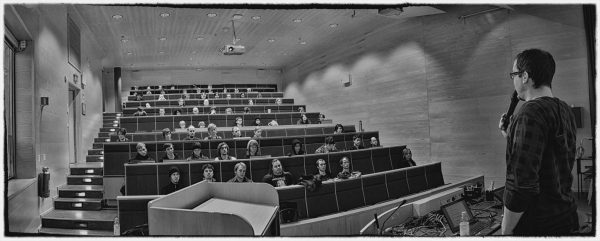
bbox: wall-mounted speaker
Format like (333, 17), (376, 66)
(572, 107), (583, 128)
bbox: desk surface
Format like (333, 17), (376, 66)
(193, 198), (278, 235)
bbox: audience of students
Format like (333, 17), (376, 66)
(176, 120), (187, 132)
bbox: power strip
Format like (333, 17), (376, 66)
(412, 187), (464, 217)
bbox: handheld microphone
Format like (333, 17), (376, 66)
(374, 213), (380, 233)
(379, 199), (407, 235)
(501, 91), (520, 130)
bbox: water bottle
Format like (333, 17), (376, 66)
(459, 211), (470, 236)
(113, 216), (120, 236)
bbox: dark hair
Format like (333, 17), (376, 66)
(163, 143), (174, 150)
(162, 128), (171, 137)
(291, 139), (305, 155)
(339, 156), (350, 166)
(174, 109), (182, 115)
(324, 136), (334, 145)
(137, 107), (143, 111)
(515, 49), (555, 88)
(353, 134), (361, 141)
(201, 163), (214, 172)
(192, 143), (202, 150)
(117, 128), (127, 135)
(168, 166), (180, 176)
(334, 124), (344, 133)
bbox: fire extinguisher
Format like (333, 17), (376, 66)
(38, 167), (50, 198)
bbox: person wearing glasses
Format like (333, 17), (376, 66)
(498, 49), (578, 236)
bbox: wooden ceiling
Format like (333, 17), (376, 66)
(73, 5), (447, 70)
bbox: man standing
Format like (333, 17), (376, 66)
(499, 49), (578, 236)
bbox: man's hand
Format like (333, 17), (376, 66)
(498, 113), (508, 138)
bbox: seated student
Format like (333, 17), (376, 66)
(158, 90), (166, 101)
(234, 116), (244, 127)
(297, 106), (305, 113)
(254, 117), (262, 126)
(201, 164), (216, 182)
(183, 126), (200, 141)
(350, 135), (365, 150)
(336, 156), (355, 180)
(225, 108), (233, 115)
(158, 108), (166, 116)
(198, 121), (206, 128)
(203, 99), (209, 106)
(160, 143), (179, 162)
(370, 137), (380, 147)
(173, 109), (182, 116)
(244, 106), (251, 114)
(186, 143), (207, 161)
(204, 123), (222, 140)
(317, 114), (326, 124)
(209, 107), (217, 115)
(214, 92), (220, 99)
(133, 107), (147, 116)
(182, 89), (187, 94)
(275, 98), (282, 105)
(192, 107), (200, 115)
(314, 158), (334, 181)
(234, 88), (239, 93)
(333, 124), (344, 134)
(116, 128), (129, 142)
(215, 142), (236, 161)
(262, 159), (294, 187)
(256, 92), (262, 98)
(232, 126), (243, 138)
(252, 126), (263, 139)
(135, 93), (143, 101)
(161, 166), (185, 194)
(176, 120), (187, 132)
(145, 103), (151, 108)
(288, 139), (305, 156)
(296, 114), (311, 125)
(246, 139), (262, 158)
(227, 162), (252, 183)
(184, 93), (191, 100)
(177, 98), (185, 107)
(248, 99), (254, 105)
(268, 120), (279, 126)
(162, 128), (172, 141)
(226, 94), (232, 99)
(240, 92), (245, 98)
(200, 92), (207, 99)
(403, 148), (416, 167)
(146, 90), (152, 95)
(128, 143), (155, 164)
(315, 136), (338, 154)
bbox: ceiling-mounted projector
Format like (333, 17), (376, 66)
(223, 44), (245, 55)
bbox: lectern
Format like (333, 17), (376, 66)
(148, 181), (279, 236)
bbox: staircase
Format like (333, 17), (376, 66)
(39, 113), (121, 236)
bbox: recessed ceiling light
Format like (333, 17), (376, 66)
(112, 14), (123, 20)
(293, 18), (302, 23)
(207, 13), (217, 17)
(191, 51), (197, 54)
(160, 13), (170, 18)
(300, 41), (307, 45)
(196, 36), (204, 40)
(159, 37), (167, 41)
(241, 63), (246, 66)
(267, 39), (275, 43)
(251, 16), (261, 20)
(121, 39), (128, 43)
(232, 14), (243, 20)
(126, 52), (133, 55)
(329, 23), (338, 28)
(159, 51), (165, 54)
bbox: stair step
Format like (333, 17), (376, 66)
(94, 137), (111, 143)
(67, 175), (103, 185)
(41, 209), (116, 231)
(100, 127), (118, 132)
(88, 149), (104, 155)
(58, 185), (103, 198)
(54, 198), (103, 211)
(39, 227), (115, 236)
(103, 120), (119, 124)
(98, 132), (110, 138)
(103, 123), (119, 127)
(93, 143), (104, 149)
(70, 165), (103, 176)
(86, 155), (104, 162)
(102, 113), (122, 117)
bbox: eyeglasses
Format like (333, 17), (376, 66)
(509, 71), (523, 79)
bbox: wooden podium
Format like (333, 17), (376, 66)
(147, 181), (280, 236)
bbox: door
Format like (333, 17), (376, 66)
(67, 88), (78, 163)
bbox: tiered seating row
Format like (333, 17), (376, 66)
(277, 162), (444, 219)
(123, 145), (409, 195)
(130, 84), (277, 96)
(119, 112), (321, 132)
(132, 83), (277, 90)
(122, 104), (306, 116)
(104, 130), (373, 176)
(124, 97), (293, 108)
(127, 92), (284, 101)
(110, 124), (357, 142)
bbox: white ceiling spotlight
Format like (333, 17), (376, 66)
(251, 16), (261, 20)
(232, 14), (243, 20)
(267, 39), (275, 43)
(112, 14), (123, 20)
(329, 23), (339, 28)
(160, 12), (170, 18)
(159, 37), (167, 41)
(293, 18), (302, 23)
(207, 13), (217, 18)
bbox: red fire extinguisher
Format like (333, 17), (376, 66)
(38, 167), (50, 198)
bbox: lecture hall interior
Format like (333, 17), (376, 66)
(3, 1), (597, 238)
